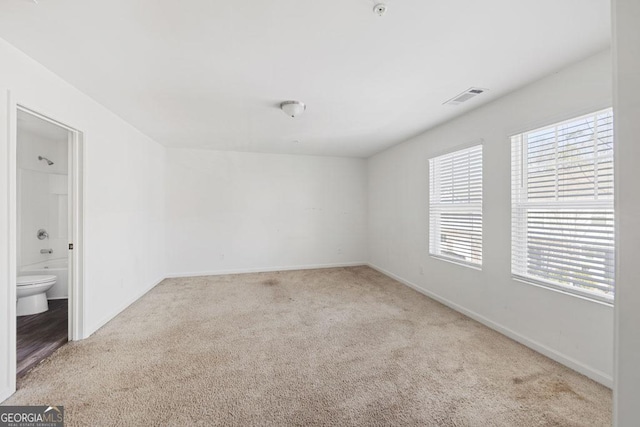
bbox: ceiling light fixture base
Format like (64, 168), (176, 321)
(373, 3), (387, 16)
(280, 101), (306, 118)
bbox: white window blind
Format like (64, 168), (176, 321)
(511, 108), (614, 301)
(429, 144), (483, 266)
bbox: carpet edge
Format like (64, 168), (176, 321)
(83, 275), (165, 339)
(367, 262), (614, 389)
(165, 262), (368, 278)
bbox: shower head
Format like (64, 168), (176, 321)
(38, 156), (54, 166)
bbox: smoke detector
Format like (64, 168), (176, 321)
(373, 3), (387, 16)
(280, 101), (306, 118)
(443, 87), (488, 106)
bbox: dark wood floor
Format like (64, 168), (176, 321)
(17, 299), (68, 378)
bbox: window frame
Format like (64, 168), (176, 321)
(428, 142), (483, 269)
(510, 108), (615, 304)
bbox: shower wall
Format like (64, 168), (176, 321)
(17, 128), (69, 298)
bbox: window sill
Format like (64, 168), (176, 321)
(512, 275), (614, 307)
(430, 254), (482, 271)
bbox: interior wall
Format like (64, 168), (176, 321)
(613, 0), (640, 424)
(0, 37), (166, 401)
(166, 149), (367, 276)
(17, 129), (69, 298)
(367, 50), (614, 385)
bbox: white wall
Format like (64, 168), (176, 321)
(0, 28), (622, 406)
(166, 149), (367, 276)
(0, 37), (166, 401)
(613, 0), (640, 425)
(368, 50), (614, 386)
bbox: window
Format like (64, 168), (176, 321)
(511, 109), (614, 302)
(429, 144), (483, 267)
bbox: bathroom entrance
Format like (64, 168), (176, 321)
(12, 106), (83, 380)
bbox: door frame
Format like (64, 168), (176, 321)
(6, 96), (84, 393)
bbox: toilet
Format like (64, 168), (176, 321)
(17, 275), (56, 316)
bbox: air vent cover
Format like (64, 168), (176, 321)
(444, 87), (487, 105)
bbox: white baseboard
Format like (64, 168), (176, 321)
(367, 263), (613, 388)
(84, 276), (165, 339)
(87, 264), (367, 336)
(167, 262), (367, 279)
(0, 386), (12, 404)
(1, 262), (612, 405)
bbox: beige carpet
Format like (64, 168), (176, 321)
(3, 267), (611, 426)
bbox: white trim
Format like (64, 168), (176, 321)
(612, 4), (621, 425)
(15, 105), (85, 341)
(68, 126), (84, 341)
(0, 386), (12, 403)
(429, 254), (482, 271)
(505, 104), (613, 138)
(41, 262), (366, 337)
(510, 108), (615, 302)
(510, 107), (613, 142)
(428, 138), (484, 160)
(85, 276), (165, 338)
(1, 261), (612, 403)
(2, 275), (163, 403)
(5, 91), (17, 399)
(429, 143), (484, 266)
(167, 262), (367, 279)
(513, 275), (614, 306)
(367, 262), (613, 388)
(15, 105), (79, 133)
(1, 100), (86, 401)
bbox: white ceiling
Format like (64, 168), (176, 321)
(0, 0), (610, 158)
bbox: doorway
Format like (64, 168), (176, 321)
(10, 105), (83, 383)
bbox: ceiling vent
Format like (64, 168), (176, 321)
(443, 88), (487, 106)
